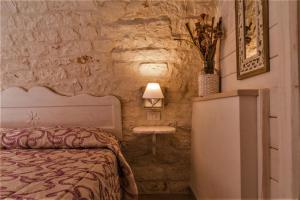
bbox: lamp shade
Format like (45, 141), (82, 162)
(142, 83), (164, 99)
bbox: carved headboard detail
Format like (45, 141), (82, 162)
(0, 87), (122, 140)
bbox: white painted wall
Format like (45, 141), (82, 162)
(214, 0), (299, 198)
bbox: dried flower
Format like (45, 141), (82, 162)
(182, 14), (223, 74)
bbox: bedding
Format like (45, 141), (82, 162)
(0, 127), (138, 200)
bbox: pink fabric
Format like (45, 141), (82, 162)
(0, 127), (138, 200)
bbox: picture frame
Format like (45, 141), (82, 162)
(235, 0), (270, 79)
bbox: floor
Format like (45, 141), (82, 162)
(139, 194), (196, 200)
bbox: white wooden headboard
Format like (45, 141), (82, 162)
(0, 87), (122, 140)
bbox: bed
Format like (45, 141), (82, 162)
(0, 87), (138, 200)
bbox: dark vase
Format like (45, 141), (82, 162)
(203, 60), (215, 74)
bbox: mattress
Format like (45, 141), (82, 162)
(0, 127), (138, 200)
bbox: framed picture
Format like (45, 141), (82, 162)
(235, 0), (270, 79)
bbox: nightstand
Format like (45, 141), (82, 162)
(133, 126), (176, 155)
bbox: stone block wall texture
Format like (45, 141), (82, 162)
(0, 0), (214, 194)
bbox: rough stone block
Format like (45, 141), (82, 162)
(1, 15), (16, 30)
(1, 1), (18, 15)
(124, 1), (182, 21)
(101, 21), (171, 39)
(138, 63), (169, 77)
(165, 165), (190, 181)
(97, 1), (127, 23)
(41, 13), (62, 29)
(1, 58), (31, 71)
(138, 181), (168, 194)
(27, 43), (49, 57)
(61, 12), (81, 27)
(76, 1), (98, 11)
(79, 26), (98, 40)
(1, 33), (14, 48)
(13, 15), (39, 30)
(93, 40), (115, 53)
(32, 30), (60, 43)
(65, 64), (92, 78)
(47, 1), (78, 11)
(168, 181), (190, 193)
(132, 165), (165, 181)
(1, 45), (30, 59)
(170, 130), (191, 150)
(2, 70), (35, 85)
(60, 41), (92, 56)
(35, 68), (67, 83)
(16, 1), (48, 14)
(79, 12), (99, 26)
(112, 49), (170, 62)
(186, 1), (215, 18)
(60, 28), (80, 41)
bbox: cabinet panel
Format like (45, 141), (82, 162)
(191, 94), (258, 199)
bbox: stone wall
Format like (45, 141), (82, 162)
(0, 0), (214, 194)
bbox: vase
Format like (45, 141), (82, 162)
(198, 68), (220, 97)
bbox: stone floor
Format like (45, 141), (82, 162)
(139, 194), (196, 200)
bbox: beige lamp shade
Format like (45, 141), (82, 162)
(142, 83), (164, 99)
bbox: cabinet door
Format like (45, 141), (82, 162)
(191, 96), (258, 199)
(191, 97), (241, 199)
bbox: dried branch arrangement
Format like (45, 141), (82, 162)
(176, 14), (223, 74)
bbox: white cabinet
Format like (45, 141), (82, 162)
(191, 90), (259, 199)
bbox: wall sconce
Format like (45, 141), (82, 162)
(142, 83), (164, 109)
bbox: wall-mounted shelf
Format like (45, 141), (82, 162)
(133, 126), (176, 155)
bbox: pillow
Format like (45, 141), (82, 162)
(0, 127), (119, 149)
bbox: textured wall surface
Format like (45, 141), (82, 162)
(0, 0), (214, 194)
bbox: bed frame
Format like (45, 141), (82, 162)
(0, 87), (122, 140)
